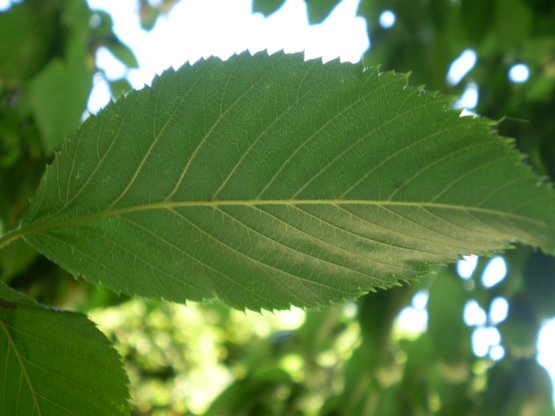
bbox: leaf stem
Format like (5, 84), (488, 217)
(0, 227), (27, 251)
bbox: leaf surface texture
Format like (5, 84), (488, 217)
(18, 52), (555, 309)
(0, 282), (129, 415)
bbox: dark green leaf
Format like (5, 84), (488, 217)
(494, 0), (532, 50)
(252, 0), (287, 16)
(0, 240), (36, 282)
(479, 359), (554, 416)
(427, 271), (471, 361)
(4, 52), (555, 310)
(523, 251), (555, 316)
(0, 282), (129, 415)
(306, 0), (341, 24)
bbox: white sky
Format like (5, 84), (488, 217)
(87, 0), (368, 112)
(87, 0), (554, 403)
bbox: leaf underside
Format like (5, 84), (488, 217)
(17, 51), (555, 309)
(0, 282), (129, 415)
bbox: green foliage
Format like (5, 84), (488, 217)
(0, 281), (129, 415)
(2, 52), (552, 310)
(0, 0), (138, 413)
(253, 0), (287, 16)
(0, 0), (60, 86)
(305, 0), (340, 24)
(137, 0), (179, 31)
(29, 58), (92, 153)
(252, 0), (342, 23)
(1, 0), (555, 414)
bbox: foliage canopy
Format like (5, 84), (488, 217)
(1, 0), (555, 414)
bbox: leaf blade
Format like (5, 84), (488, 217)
(0, 282), (129, 415)
(18, 52), (555, 309)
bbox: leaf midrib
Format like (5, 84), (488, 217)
(0, 198), (548, 251)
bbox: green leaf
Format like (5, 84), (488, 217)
(109, 78), (134, 99)
(427, 271), (471, 361)
(0, 0), (59, 86)
(0, 240), (36, 282)
(29, 58), (93, 153)
(252, 0), (287, 16)
(0, 282), (129, 415)
(105, 41), (139, 69)
(494, 0), (532, 50)
(5, 51), (555, 310)
(306, 0), (341, 24)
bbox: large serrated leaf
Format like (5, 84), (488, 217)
(0, 282), (129, 415)
(6, 51), (555, 309)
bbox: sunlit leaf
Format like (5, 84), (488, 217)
(0, 282), (129, 415)
(7, 51), (555, 309)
